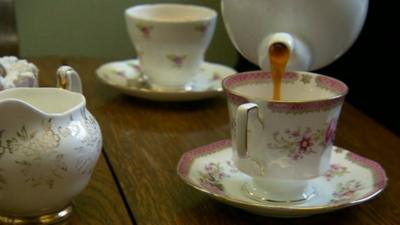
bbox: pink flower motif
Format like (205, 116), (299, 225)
(324, 164), (348, 181)
(325, 119), (338, 145)
(299, 136), (313, 152)
(211, 73), (220, 81)
(167, 55), (187, 67)
(199, 162), (229, 194)
(195, 23), (210, 35)
(269, 127), (320, 160)
(293, 136), (314, 160)
(331, 180), (362, 203)
(136, 24), (153, 39)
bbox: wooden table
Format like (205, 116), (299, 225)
(34, 58), (399, 225)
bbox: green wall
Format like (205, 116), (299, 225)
(15, 0), (238, 66)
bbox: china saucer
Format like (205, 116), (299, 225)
(96, 59), (237, 101)
(177, 140), (387, 218)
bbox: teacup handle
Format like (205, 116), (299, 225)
(56, 66), (83, 93)
(236, 103), (263, 158)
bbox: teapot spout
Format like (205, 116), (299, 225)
(258, 32), (312, 71)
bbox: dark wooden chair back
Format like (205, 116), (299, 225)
(0, 0), (18, 56)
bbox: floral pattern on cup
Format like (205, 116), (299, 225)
(268, 127), (325, 160)
(316, 76), (348, 95)
(198, 162), (230, 194)
(136, 24), (153, 39)
(324, 164), (349, 181)
(268, 98), (344, 115)
(195, 22), (210, 35)
(331, 180), (363, 203)
(167, 55), (187, 67)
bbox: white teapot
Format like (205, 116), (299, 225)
(0, 66), (101, 223)
(221, 0), (369, 71)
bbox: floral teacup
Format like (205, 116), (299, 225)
(223, 71), (348, 203)
(125, 4), (217, 90)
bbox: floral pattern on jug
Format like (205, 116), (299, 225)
(57, 109), (102, 175)
(0, 109), (101, 189)
(0, 119), (67, 189)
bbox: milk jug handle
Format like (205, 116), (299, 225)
(236, 103), (263, 159)
(56, 66), (83, 93)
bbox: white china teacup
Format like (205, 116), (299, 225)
(223, 71), (348, 202)
(125, 4), (217, 90)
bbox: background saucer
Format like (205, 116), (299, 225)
(177, 140), (387, 217)
(96, 59), (237, 102)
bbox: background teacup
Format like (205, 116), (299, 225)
(223, 71), (348, 202)
(125, 4), (217, 90)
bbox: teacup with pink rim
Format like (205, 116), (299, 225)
(125, 4), (217, 90)
(222, 71), (348, 203)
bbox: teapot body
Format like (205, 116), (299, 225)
(222, 0), (369, 71)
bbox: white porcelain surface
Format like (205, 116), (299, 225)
(125, 4), (217, 89)
(96, 59), (236, 102)
(222, 71), (348, 202)
(0, 56), (39, 90)
(177, 140), (387, 217)
(0, 67), (102, 217)
(221, 0), (369, 71)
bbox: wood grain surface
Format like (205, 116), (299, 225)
(33, 58), (134, 225)
(38, 58), (400, 225)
